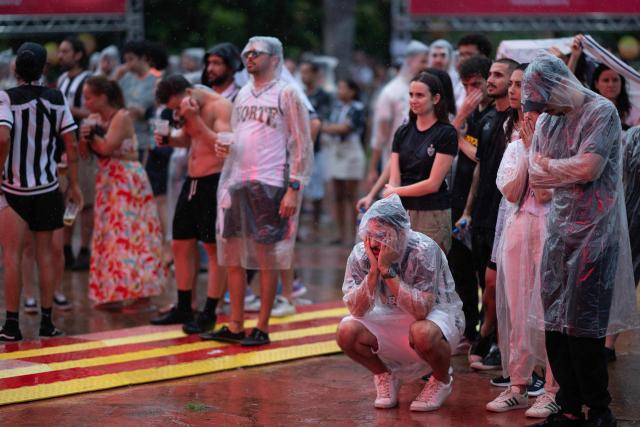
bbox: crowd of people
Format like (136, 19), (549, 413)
(0, 30), (639, 426)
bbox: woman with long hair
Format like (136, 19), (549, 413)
(80, 76), (166, 309)
(591, 63), (634, 130)
(382, 71), (457, 253)
(486, 64), (559, 418)
(321, 78), (366, 246)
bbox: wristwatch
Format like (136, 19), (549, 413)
(288, 180), (301, 191)
(381, 264), (398, 280)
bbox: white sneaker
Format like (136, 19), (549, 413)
(486, 387), (529, 412)
(410, 375), (453, 412)
(244, 295), (261, 312)
(270, 296), (296, 317)
(373, 372), (400, 409)
(525, 392), (560, 418)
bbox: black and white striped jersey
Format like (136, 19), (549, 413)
(57, 70), (90, 110)
(0, 84), (77, 196)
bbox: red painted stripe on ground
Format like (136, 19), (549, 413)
(18, 317), (342, 365)
(0, 332), (337, 389)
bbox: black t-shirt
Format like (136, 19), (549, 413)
(472, 107), (512, 231)
(450, 105), (496, 222)
(392, 121), (458, 211)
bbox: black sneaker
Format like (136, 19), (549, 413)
(241, 328), (270, 347)
(40, 324), (65, 338)
(490, 375), (511, 387)
(71, 248), (91, 271)
(471, 344), (501, 370)
(200, 325), (246, 343)
(528, 412), (585, 426)
(182, 312), (217, 335)
(468, 333), (494, 365)
(527, 372), (546, 397)
(0, 326), (23, 342)
(150, 307), (193, 325)
(585, 408), (616, 427)
(604, 347), (616, 363)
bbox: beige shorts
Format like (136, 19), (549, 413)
(407, 209), (451, 254)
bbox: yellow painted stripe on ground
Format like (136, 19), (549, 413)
(0, 324), (339, 379)
(0, 307), (348, 361)
(0, 340), (341, 406)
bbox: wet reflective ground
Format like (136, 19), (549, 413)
(1, 214), (639, 426)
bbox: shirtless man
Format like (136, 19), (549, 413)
(150, 75), (232, 334)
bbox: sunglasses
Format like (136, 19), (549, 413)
(242, 50), (270, 60)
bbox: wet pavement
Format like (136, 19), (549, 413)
(1, 217), (639, 426)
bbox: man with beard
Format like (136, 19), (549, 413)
(202, 43), (244, 101)
(205, 36), (313, 346)
(455, 58), (519, 370)
(57, 36), (93, 275)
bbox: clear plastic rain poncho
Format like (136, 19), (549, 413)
(342, 195), (465, 380)
(523, 53), (638, 338)
(624, 127), (640, 285)
(216, 36), (313, 270)
(494, 138), (551, 384)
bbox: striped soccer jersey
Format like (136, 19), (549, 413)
(0, 84), (76, 195)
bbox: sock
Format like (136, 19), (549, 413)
(177, 290), (192, 313)
(4, 311), (19, 331)
(63, 245), (74, 258)
(203, 298), (219, 318)
(40, 306), (53, 329)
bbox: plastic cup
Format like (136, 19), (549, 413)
(63, 201), (80, 226)
(154, 119), (170, 136)
(217, 132), (234, 155)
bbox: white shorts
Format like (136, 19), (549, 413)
(342, 308), (460, 381)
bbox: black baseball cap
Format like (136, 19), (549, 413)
(16, 42), (47, 82)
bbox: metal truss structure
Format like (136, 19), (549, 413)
(0, 0), (144, 40)
(392, 0), (640, 37)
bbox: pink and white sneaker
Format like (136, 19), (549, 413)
(410, 375), (453, 412)
(373, 372), (400, 409)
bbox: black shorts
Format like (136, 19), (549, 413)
(222, 181), (287, 245)
(472, 227), (497, 288)
(4, 190), (64, 232)
(172, 173), (220, 243)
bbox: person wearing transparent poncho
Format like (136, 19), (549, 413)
(208, 36), (313, 347)
(522, 54), (638, 427)
(336, 195), (464, 412)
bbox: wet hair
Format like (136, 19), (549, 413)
(505, 63), (529, 145)
(156, 74), (192, 104)
(339, 78), (360, 101)
(457, 34), (492, 58)
(424, 67), (456, 117)
(495, 57), (519, 75)
(591, 63), (631, 123)
(300, 60), (320, 73)
(145, 41), (168, 70)
(409, 71), (449, 123)
(122, 40), (147, 58)
(62, 36), (88, 68)
(85, 75), (125, 109)
(459, 55), (492, 81)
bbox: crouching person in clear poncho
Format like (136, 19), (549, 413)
(336, 195), (465, 412)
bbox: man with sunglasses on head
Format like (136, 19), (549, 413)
(204, 36), (313, 346)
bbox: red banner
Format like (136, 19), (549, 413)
(0, 0), (127, 15)
(409, 0), (640, 16)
